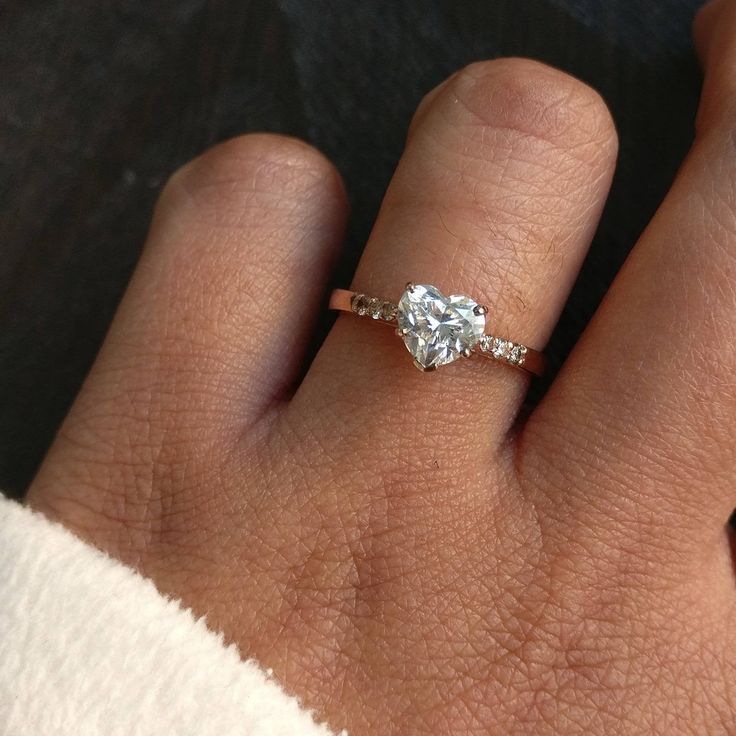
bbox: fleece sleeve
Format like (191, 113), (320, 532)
(0, 494), (343, 736)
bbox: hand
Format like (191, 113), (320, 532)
(26, 1), (736, 733)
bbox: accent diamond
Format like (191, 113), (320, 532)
(368, 297), (383, 319)
(491, 338), (509, 359)
(397, 284), (486, 371)
(352, 294), (369, 316)
(508, 344), (526, 365)
(380, 302), (398, 321)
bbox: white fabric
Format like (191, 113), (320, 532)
(0, 494), (343, 736)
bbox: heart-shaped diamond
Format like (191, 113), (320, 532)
(397, 284), (486, 370)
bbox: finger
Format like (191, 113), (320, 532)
(296, 59), (618, 452)
(694, 0), (726, 66)
(523, 2), (736, 557)
(695, 0), (736, 129)
(28, 134), (346, 522)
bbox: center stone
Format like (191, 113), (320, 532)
(397, 284), (486, 370)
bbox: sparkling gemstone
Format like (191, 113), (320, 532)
(491, 338), (509, 359)
(380, 301), (397, 321)
(397, 284), (486, 370)
(368, 297), (383, 319)
(508, 344), (526, 365)
(353, 294), (369, 316)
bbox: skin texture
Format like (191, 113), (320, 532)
(25, 1), (736, 733)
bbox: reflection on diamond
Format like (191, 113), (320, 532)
(397, 284), (486, 370)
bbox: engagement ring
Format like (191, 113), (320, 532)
(329, 283), (545, 375)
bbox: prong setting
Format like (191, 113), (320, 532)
(473, 305), (488, 316)
(413, 359), (437, 373)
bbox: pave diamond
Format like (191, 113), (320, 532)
(352, 294), (369, 316)
(397, 284), (486, 370)
(367, 297), (383, 319)
(380, 301), (398, 321)
(508, 344), (527, 365)
(491, 338), (509, 359)
(352, 294), (396, 322)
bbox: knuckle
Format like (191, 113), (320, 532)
(157, 133), (343, 227)
(446, 58), (617, 153)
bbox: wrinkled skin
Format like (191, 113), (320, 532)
(25, 1), (736, 733)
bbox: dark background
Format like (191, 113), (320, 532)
(0, 0), (705, 497)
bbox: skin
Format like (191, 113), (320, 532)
(23, 1), (736, 732)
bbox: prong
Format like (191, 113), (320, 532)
(473, 304), (488, 316)
(461, 347), (473, 358)
(405, 282), (416, 293)
(413, 359), (436, 373)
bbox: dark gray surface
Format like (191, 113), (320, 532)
(0, 0), (704, 496)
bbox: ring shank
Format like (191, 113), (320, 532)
(329, 288), (545, 377)
(329, 288), (359, 312)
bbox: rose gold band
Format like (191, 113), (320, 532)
(329, 288), (546, 377)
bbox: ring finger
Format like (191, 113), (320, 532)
(293, 58), (618, 452)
